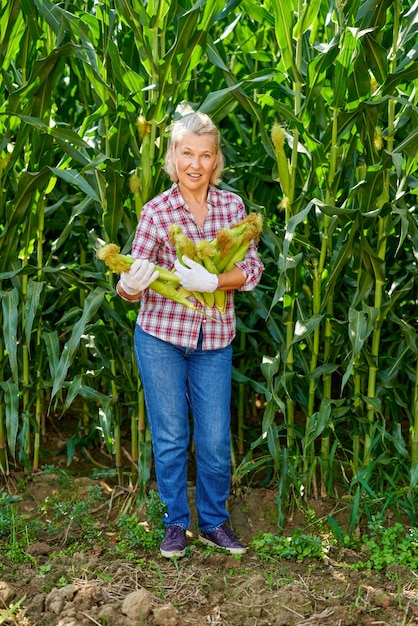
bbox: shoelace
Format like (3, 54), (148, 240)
(218, 525), (239, 544)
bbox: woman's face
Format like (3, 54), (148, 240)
(173, 132), (219, 195)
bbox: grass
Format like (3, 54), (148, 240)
(0, 597), (27, 625)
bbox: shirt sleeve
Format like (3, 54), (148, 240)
(226, 193), (264, 292)
(130, 202), (160, 261)
(235, 241), (264, 292)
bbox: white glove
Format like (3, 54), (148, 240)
(174, 256), (219, 293)
(120, 259), (159, 295)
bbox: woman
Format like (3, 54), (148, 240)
(116, 112), (263, 558)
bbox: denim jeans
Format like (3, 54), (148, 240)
(134, 324), (233, 532)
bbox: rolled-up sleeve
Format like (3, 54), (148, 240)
(235, 241), (264, 292)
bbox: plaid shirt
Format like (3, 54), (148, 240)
(129, 183), (263, 350)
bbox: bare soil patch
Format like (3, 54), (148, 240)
(0, 471), (417, 626)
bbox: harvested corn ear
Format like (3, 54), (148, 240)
(168, 212), (263, 312)
(97, 244), (179, 283)
(97, 243), (205, 313)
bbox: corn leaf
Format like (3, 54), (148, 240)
(51, 289), (106, 400)
(1, 288), (19, 385)
(270, 0), (295, 73)
(48, 167), (100, 203)
(24, 280), (45, 352)
(0, 380), (19, 459)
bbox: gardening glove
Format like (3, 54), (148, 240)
(120, 259), (159, 295)
(174, 256), (219, 293)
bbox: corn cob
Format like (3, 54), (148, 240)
(97, 244), (225, 323)
(168, 225), (197, 261)
(169, 226), (209, 307)
(148, 277), (203, 312)
(97, 244), (195, 311)
(196, 240), (225, 313)
(168, 213), (263, 312)
(195, 240), (219, 308)
(213, 214), (262, 273)
(271, 123), (291, 199)
(211, 213), (262, 259)
(97, 244), (179, 283)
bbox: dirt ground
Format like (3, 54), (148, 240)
(0, 466), (417, 626)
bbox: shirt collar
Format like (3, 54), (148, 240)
(168, 182), (216, 212)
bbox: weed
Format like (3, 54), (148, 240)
(45, 484), (106, 548)
(263, 565), (292, 590)
(0, 492), (37, 564)
(40, 465), (73, 488)
(144, 489), (167, 534)
(352, 514), (418, 571)
(250, 528), (328, 563)
(114, 490), (166, 552)
(0, 491), (20, 538)
(251, 515), (418, 572)
(198, 541), (244, 560)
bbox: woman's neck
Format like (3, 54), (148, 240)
(178, 186), (208, 209)
(178, 185), (209, 226)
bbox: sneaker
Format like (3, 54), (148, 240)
(160, 525), (187, 558)
(199, 523), (247, 554)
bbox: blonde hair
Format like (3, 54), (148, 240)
(163, 112), (225, 185)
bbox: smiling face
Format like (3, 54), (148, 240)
(173, 132), (220, 196)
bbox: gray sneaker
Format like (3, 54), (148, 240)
(160, 525), (187, 558)
(199, 523), (247, 554)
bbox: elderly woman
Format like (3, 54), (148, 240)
(117, 112), (263, 558)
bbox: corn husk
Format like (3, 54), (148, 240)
(170, 212), (263, 313)
(97, 244), (179, 283)
(97, 244), (204, 313)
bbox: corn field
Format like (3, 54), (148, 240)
(1, 0), (417, 527)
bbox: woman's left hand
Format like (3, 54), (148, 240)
(174, 257), (219, 293)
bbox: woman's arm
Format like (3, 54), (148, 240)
(217, 266), (246, 291)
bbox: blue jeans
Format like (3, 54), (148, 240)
(134, 324), (233, 532)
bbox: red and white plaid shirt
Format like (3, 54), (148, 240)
(129, 183), (263, 350)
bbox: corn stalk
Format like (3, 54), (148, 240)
(219, 0), (418, 523)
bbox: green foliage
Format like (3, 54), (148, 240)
(355, 514), (418, 571)
(0, 491), (39, 563)
(251, 516), (418, 573)
(45, 484), (106, 547)
(0, 0), (416, 529)
(40, 465), (73, 487)
(115, 490), (166, 551)
(0, 597), (27, 624)
(0, 491), (17, 538)
(250, 528), (327, 563)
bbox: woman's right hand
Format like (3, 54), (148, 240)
(120, 259), (159, 295)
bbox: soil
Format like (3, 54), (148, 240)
(0, 465), (417, 626)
